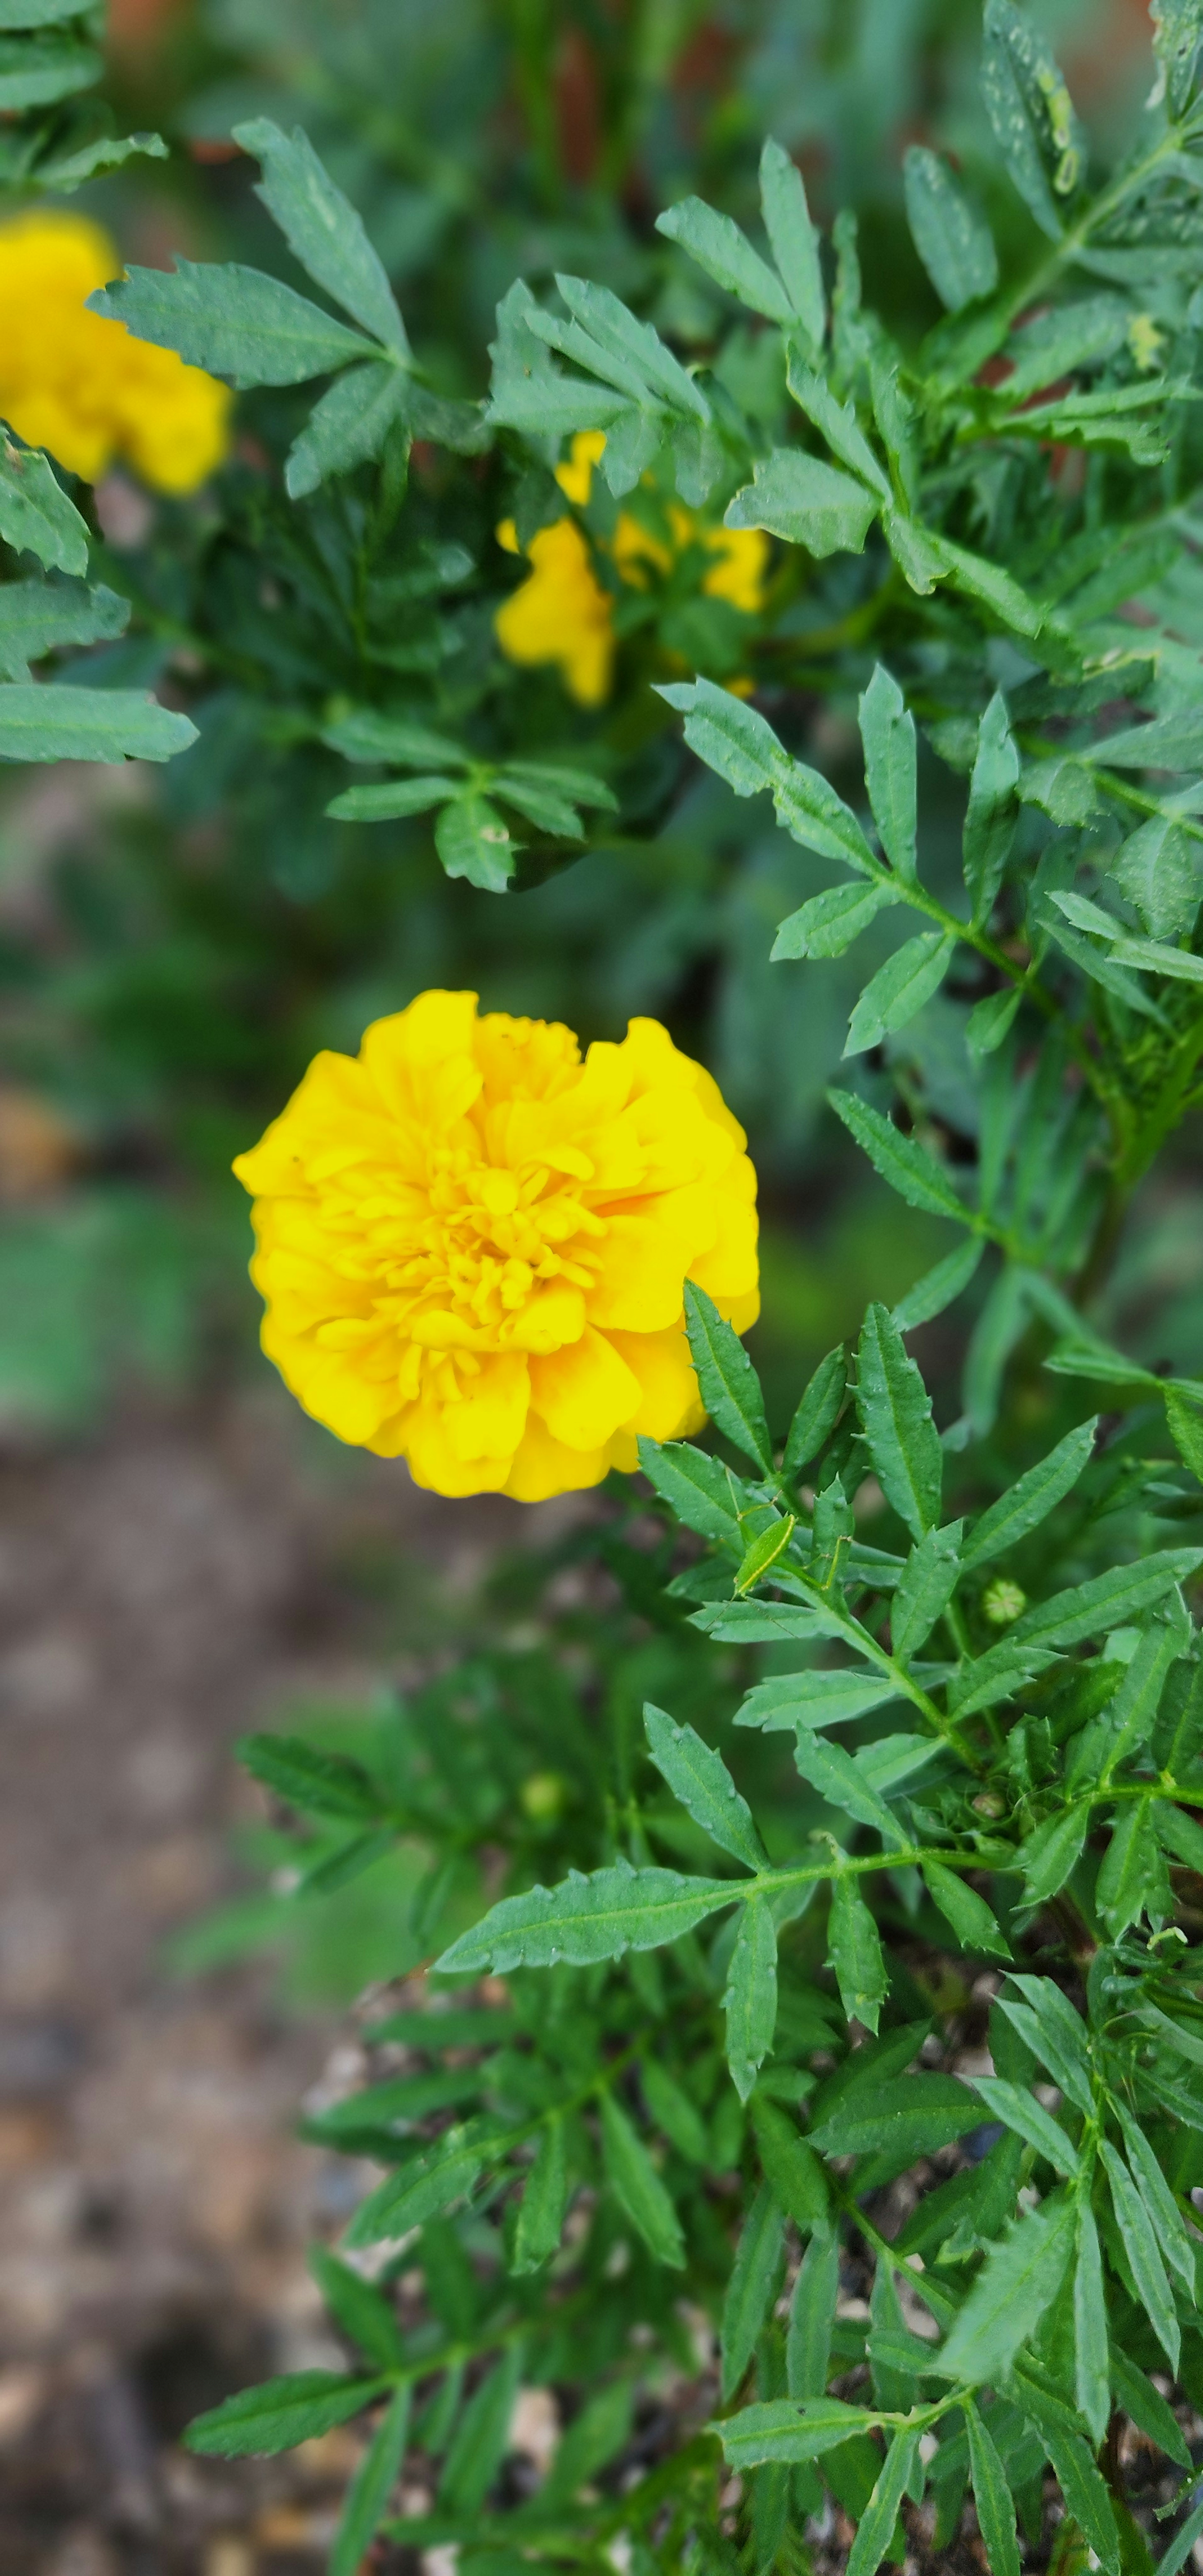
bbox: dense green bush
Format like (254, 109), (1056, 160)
(11, 4), (1203, 2573)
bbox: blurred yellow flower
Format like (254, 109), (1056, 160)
(0, 210), (230, 494)
(234, 989), (759, 1501)
(495, 431), (769, 704)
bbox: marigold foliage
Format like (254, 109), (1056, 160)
(234, 990), (758, 1498)
(0, 211), (229, 493)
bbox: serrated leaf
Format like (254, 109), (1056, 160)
(1041, 2423), (1121, 2576)
(787, 2222), (839, 2397)
(330, 2386), (410, 2576)
(759, 139), (825, 344)
(512, 2117), (568, 2273)
(786, 357), (891, 499)
(722, 2183), (787, 2398)
(323, 711), (468, 769)
(683, 1280), (771, 1470)
(725, 1899), (779, 2103)
(0, 684), (196, 765)
(965, 2401), (1021, 2576)
(846, 2431), (918, 2576)
(856, 1302), (943, 1540)
(285, 360), (407, 498)
(982, 0), (1081, 241)
(968, 2077), (1076, 2173)
(0, 577), (128, 681)
(825, 1877), (888, 2033)
(996, 1979), (1093, 2114)
(693, 1600), (850, 1644)
(738, 1667), (898, 1734)
(238, 1731), (381, 1819)
(309, 2248), (405, 2369)
(435, 795), (517, 892)
(0, 442), (88, 575)
(1153, 0), (1203, 108)
(541, 2379), (634, 2503)
(435, 1860), (735, 1975)
(844, 930), (955, 1057)
(1101, 2140), (1180, 2371)
(793, 1735), (909, 1847)
(735, 1515), (797, 1594)
(234, 118), (407, 354)
(891, 1524), (963, 1659)
(961, 1418), (1097, 1571)
(904, 148), (999, 311)
(1114, 2104), (1197, 2293)
(950, 1637), (1061, 1721)
(924, 1864), (1010, 1962)
(782, 1347), (847, 1481)
(439, 2347), (520, 2514)
(656, 195), (793, 324)
(638, 1436), (743, 1549)
(328, 775), (460, 823)
(1011, 1549), (1203, 1649)
(717, 2398), (879, 2468)
(808, 2074), (981, 2160)
(1015, 1803), (1089, 1904)
(1097, 1796), (1169, 1938)
(859, 664), (917, 881)
(966, 987), (1022, 1062)
(1167, 1388), (1203, 1481)
(185, 2370), (387, 2457)
(645, 1702), (766, 1869)
(643, 2060), (708, 2165)
(963, 694), (1019, 928)
(751, 2098), (829, 2229)
(725, 450), (878, 557)
(91, 263), (378, 388)
(345, 2136), (488, 2247)
(936, 2193), (1074, 2385)
(827, 1091), (970, 1225)
(1072, 2201), (1110, 2450)
(892, 1238), (985, 1335)
(1110, 2350), (1192, 2469)
(772, 877), (897, 963)
(600, 2091), (684, 2265)
(0, 29), (99, 106)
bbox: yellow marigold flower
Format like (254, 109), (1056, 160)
(0, 210), (230, 494)
(233, 990), (759, 1502)
(495, 431), (769, 704)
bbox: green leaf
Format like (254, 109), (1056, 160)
(643, 2060), (708, 2166)
(966, 987), (1022, 1062)
(693, 1600), (850, 1644)
(328, 775), (461, 823)
(542, 2380), (634, 2503)
(825, 1877), (888, 2034)
(185, 2370), (387, 2457)
(330, 2387), (410, 2576)
(1155, 2497), (1203, 2576)
(1040, 2423), (1122, 2576)
(656, 195), (793, 324)
(0, 0), (102, 21)
(285, 361), (407, 498)
(963, 694), (1020, 929)
(439, 2348), (520, 2514)
(1110, 2349), (1191, 2470)
(856, 1302), (943, 1540)
(638, 1437), (745, 1550)
(982, 0), (1082, 240)
(923, 1865), (1011, 1963)
(759, 139), (825, 345)
(964, 2401), (1021, 2576)
(996, 1977), (1093, 2114)
(487, 280), (629, 437)
(309, 2248), (405, 2369)
(844, 930), (956, 1057)
(738, 1667), (899, 1735)
(967, 2077), (1077, 2175)
(718, 2398), (879, 2468)
(904, 148), (999, 312)
(891, 1238), (985, 1334)
(345, 2136), (487, 2247)
(234, 119), (408, 354)
(512, 2117), (568, 2273)
(238, 1731), (381, 1819)
(725, 450), (878, 557)
(0, 577), (128, 681)
(936, 2194), (1074, 2386)
(91, 263), (377, 389)
(949, 1638), (1062, 1722)
(1100, 2141), (1179, 2372)
(644, 1701), (768, 1870)
(846, 2431), (918, 2576)
(961, 1418), (1097, 1571)
(600, 2091), (685, 2266)
(1097, 1797), (1168, 1940)
(1167, 1388), (1203, 1481)
(0, 685), (196, 765)
(0, 441), (88, 575)
(1073, 2202), (1110, 2451)
(808, 2074), (982, 2161)
(1111, 817), (1203, 944)
(27, 127), (169, 186)
(683, 1280), (771, 1471)
(722, 2183), (787, 2398)
(1011, 1549), (1203, 1649)
(323, 711), (468, 769)
(826, 1091), (969, 1225)
(772, 877), (898, 962)
(1152, 0), (1203, 108)
(735, 1516), (797, 1594)
(435, 795), (518, 892)
(859, 664), (917, 882)
(725, 1899), (779, 2103)
(891, 1525), (963, 1659)
(1114, 2105), (1196, 2292)
(435, 1859), (735, 1975)
(1015, 1804), (1089, 1905)
(782, 1347), (847, 1480)
(0, 29), (98, 105)
(787, 2222), (839, 2397)
(785, 357), (891, 500)
(792, 1735), (909, 1846)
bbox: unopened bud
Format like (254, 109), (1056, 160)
(982, 1577), (1026, 1627)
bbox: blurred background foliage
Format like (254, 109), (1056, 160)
(0, 0), (1188, 1449)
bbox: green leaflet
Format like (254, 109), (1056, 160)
(683, 1281), (771, 1470)
(772, 876), (898, 962)
(858, 664), (917, 880)
(0, 442), (89, 575)
(787, 2223), (839, 2397)
(234, 118), (409, 354)
(600, 2092), (685, 2266)
(237, 1731), (381, 1819)
(642, 2060), (708, 2166)
(967, 2076), (1077, 2174)
(656, 195), (795, 325)
(807, 2073), (982, 2160)
(717, 2398), (879, 2468)
(1114, 2104), (1196, 2291)
(1100, 2140), (1180, 2371)
(184, 2369), (389, 2457)
(759, 139), (825, 346)
(825, 1877), (889, 2033)
(792, 1735), (910, 1846)
(749, 2098), (829, 2230)
(725, 449), (878, 557)
(891, 1523), (963, 1658)
(964, 2401), (1021, 2576)
(91, 262), (380, 387)
(903, 147), (999, 312)
(330, 2387), (411, 2576)
(1096, 1796), (1170, 1937)
(783, 1345), (847, 1477)
(828, 1090), (970, 1225)
(963, 693), (1020, 928)
(961, 1418), (1097, 1570)
(856, 1302), (943, 1539)
(1073, 2202), (1110, 2450)
(891, 1237), (985, 1333)
(982, 0), (1083, 240)
(724, 1897), (779, 2101)
(0, 575), (128, 680)
(1015, 1803), (1089, 1904)
(309, 2249), (405, 2369)
(923, 1864), (1010, 1962)
(0, 685), (196, 764)
(435, 796), (518, 891)
(637, 1437), (744, 1550)
(843, 930), (956, 1057)
(846, 2430), (918, 2576)
(937, 2193), (1075, 2386)
(512, 2118), (568, 2273)
(737, 1668), (900, 1732)
(0, 29), (99, 106)
(435, 1860), (736, 1974)
(439, 2347), (521, 2513)
(285, 361), (408, 498)
(721, 2182), (786, 2398)
(1010, 1549), (1203, 1649)
(644, 1702), (767, 1869)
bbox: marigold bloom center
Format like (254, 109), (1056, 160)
(233, 990), (759, 1501)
